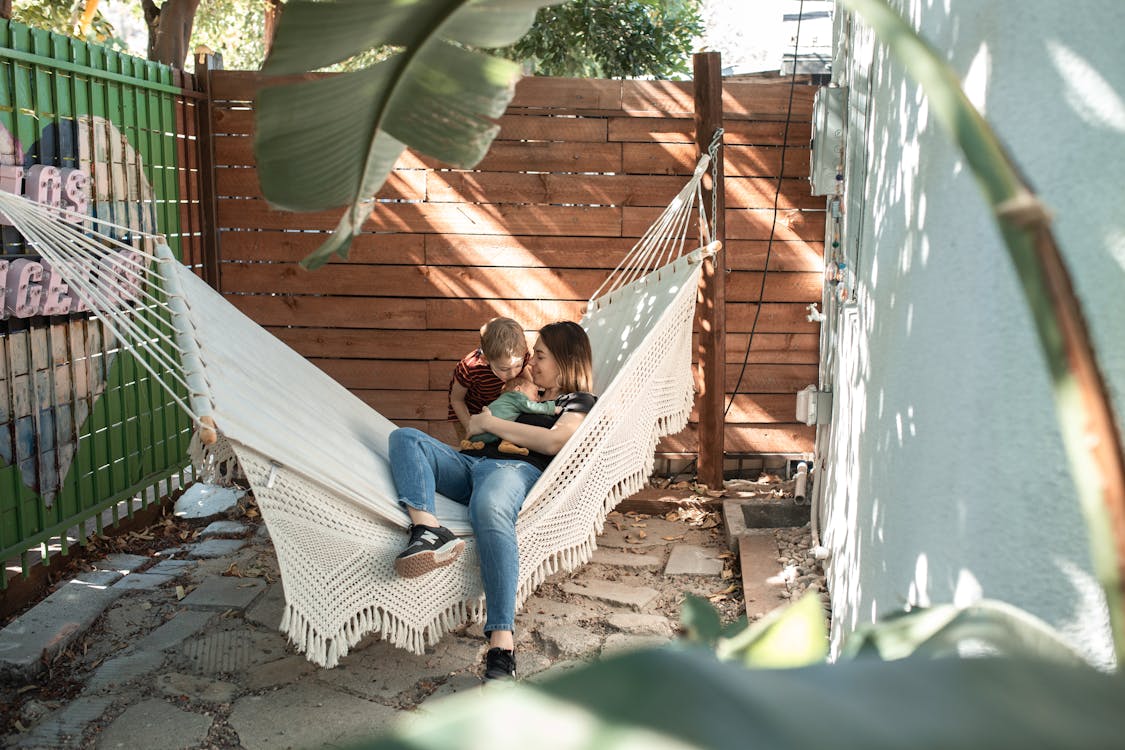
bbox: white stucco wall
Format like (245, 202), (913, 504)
(817, 1), (1125, 668)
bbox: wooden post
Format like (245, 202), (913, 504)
(693, 52), (726, 490)
(194, 52), (222, 291)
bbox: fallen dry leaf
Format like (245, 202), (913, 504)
(662, 535), (685, 541)
(175, 585), (186, 600)
(721, 569), (734, 580)
(625, 536), (643, 545)
(223, 563), (243, 578)
(664, 511), (680, 522)
(637, 530), (647, 539)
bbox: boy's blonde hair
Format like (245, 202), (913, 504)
(480, 317), (527, 362)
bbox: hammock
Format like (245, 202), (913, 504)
(0, 154), (720, 667)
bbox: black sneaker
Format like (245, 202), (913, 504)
(483, 647), (516, 680)
(394, 524), (465, 578)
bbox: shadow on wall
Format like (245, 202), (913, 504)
(820, 5), (1120, 669)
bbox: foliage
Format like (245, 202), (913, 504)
(682, 591), (828, 668)
(188, 0), (267, 71)
(10, 0), (127, 50)
(254, 0), (561, 269)
(355, 648), (1125, 749)
(497, 0), (702, 79)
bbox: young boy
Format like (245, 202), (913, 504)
(460, 376), (560, 456)
(448, 317), (529, 442)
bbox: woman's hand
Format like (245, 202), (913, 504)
(466, 407), (493, 437)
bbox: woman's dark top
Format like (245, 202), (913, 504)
(460, 391), (597, 471)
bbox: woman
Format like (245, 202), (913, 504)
(387, 321), (596, 680)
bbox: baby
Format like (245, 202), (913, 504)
(460, 376), (560, 456)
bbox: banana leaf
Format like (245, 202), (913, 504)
(254, 0), (564, 269)
(355, 648), (1125, 749)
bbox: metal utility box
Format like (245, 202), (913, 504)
(809, 86), (846, 195)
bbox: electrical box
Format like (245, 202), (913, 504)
(796, 385), (833, 425)
(809, 86), (846, 195)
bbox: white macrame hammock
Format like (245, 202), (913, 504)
(0, 154), (720, 667)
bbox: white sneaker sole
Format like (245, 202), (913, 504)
(394, 539), (466, 578)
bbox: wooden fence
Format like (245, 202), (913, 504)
(204, 73), (821, 458)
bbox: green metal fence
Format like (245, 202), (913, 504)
(0, 20), (205, 585)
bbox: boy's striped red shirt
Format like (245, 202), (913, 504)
(447, 349), (505, 421)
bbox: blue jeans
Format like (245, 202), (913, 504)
(388, 427), (542, 634)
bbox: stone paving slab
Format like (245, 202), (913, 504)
(602, 633), (670, 656)
(0, 573), (125, 681)
(590, 548), (664, 568)
(91, 553), (150, 574)
(606, 612), (675, 637)
(179, 628), (289, 676)
(244, 583), (285, 628)
(561, 580), (660, 611)
(86, 650), (167, 691)
(200, 520), (249, 538)
(188, 538), (248, 559)
(133, 610), (215, 653)
(738, 532), (789, 619)
(112, 572), (176, 591)
(180, 575), (265, 610)
(147, 559), (196, 577)
(13, 695), (115, 749)
(242, 654), (318, 692)
(156, 673), (238, 704)
(326, 637), (481, 702)
(228, 681), (401, 750)
(96, 698), (213, 750)
(664, 543), (724, 576)
(537, 622), (603, 658)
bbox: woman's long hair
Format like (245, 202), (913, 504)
(538, 321), (593, 394)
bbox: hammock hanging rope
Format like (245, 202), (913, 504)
(0, 151), (721, 666)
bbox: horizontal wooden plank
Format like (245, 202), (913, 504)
(726, 272), (822, 302)
(691, 394), (797, 424)
(510, 77), (624, 110)
(356, 389), (449, 420)
(725, 303), (820, 333)
(724, 240), (824, 272)
(423, 141), (624, 173)
(212, 134), (429, 170)
(221, 263), (603, 300)
(425, 171), (819, 211)
(217, 199), (624, 237)
(498, 113), (609, 143)
(216, 166), (426, 202)
(270, 327), (480, 360)
(209, 70), (264, 101)
(607, 117), (811, 145)
(426, 298), (585, 331)
(619, 80), (816, 121)
(210, 72), (813, 122)
(622, 143), (809, 178)
(309, 359), (431, 390)
(423, 235), (822, 271)
(623, 206), (823, 242)
(211, 104), (254, 135)
(226, 294), (427, 329)
(218, 230), (425, 265)
(658, 423), (814, 454)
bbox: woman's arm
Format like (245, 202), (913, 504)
(467, 408), (585, 456)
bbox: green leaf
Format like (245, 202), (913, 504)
(714, 590), (828, 668)
(839, 600), (1090, 667)
(358, 649), (1125, 749)
(255, 0), (562, 264)
(680, 595), (722, 646)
